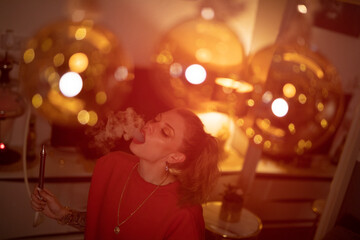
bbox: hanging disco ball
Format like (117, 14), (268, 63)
(152, 17), (252, 114)
(237, 43), (345, 158)
(20, 19), (134, 127)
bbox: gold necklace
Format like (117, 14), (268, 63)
(114, 162), (168, 234)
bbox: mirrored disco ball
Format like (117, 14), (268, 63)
(152, 17), (249, 113)
(20, 20), (134, 127)
(237, 43), (345, 158)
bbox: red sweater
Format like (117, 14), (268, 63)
(85, 151), (205, 239)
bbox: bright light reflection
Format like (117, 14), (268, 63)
(271, 98), (288, 117)
(23, 48), (35, 64)
(215, 78), (253, 93)
(96, 91), (107, 104)
(69, 52), (88, 73)
(78, 110), (89, 125)
(59, 72), (83, 97)
(262, 91), (273, 103)
(88, 111), (98, 126)
(32, 94), (43, 108)
(283, 83), (296, 98)
(201, 7), (215, 20)
(185, 64), (206, 85)
(75, 27), (87, 40)
(297, 4), (307, 14)
(53, 53), (65, 67)
(114, 66), (128, 81)
(72, 10), (86, 22)
(170, 63), (183, 77)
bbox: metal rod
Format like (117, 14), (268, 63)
(38, 144), (46, 189)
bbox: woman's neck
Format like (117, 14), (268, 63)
(137, 160), (176, 186)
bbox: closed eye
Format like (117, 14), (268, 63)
(162, 128), (171, 137)
(155, 114), (161, 122)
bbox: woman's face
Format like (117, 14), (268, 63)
(129, 109), (186, 162)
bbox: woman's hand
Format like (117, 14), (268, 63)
(30, 187), (69, 221)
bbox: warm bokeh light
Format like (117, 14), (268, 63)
(0, 143), (5, 150)
(31, 94), (43, 108)
(271, 98), (288, 117)
(240, 43), (344, 157)
(152, 17), (246, 112)
(169, 63), (183, 77)
(283, 83), (296, 98)
(20, 20), (133, 126)
(247, 99), (255, 107)
(185, 64), (207, 85)
(201, 7), (215, 20)
(288, 123), (296, 134)
(69, 52), (89, 73)
(72, 10), (86, 22)
(297, 4), (308, 14)
(283, 53), (324, 79)
(215, 77), (253, 93)
(114, 66), (129, 81)
(246, 128), (255, 138)
(75, 27), (87, 40)
(253, 134), (263, 144)
(317, 102), (324, 111)
(262, 91), (273, 103)
(95, 91), (107, 105)
(298, 93), (307, 104)
(53, 53), (65, 67)
(78, 110), (90, 125)
(59, 72), (83, 97)
(88, 110), (98, 126)
(23, 48), (35, 64)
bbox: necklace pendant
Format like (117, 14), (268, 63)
(114, 226), (120, 234)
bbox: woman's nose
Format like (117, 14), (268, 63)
(143, 121), (155, 133)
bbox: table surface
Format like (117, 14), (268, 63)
(203, 201), (262, 239)
(0, 145), (96, 180)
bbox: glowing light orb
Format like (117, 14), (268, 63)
(59, 72), (83, 97)
(201, 7), (215, 20)
(283, 83), (296, 98)
(69, 52), (88, 73)
(152, 18), (246, 111)
(185, 64), (206, 85)
(20, 20), (133, 126)
(239, 43), (344, 157)
(297, 4), (307, 14)
(271, 98), (288, 117)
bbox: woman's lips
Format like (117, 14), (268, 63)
(132, 129), (145, 144)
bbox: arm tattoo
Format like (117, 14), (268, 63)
(57, 207), (86, 231)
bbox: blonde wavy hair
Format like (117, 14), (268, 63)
(169, 108), (220, 205)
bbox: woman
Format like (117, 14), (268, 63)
(31, 108), (220, 239)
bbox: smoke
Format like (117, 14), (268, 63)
(86, 107), (144, 155)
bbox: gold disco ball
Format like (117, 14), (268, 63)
(152, 17), (252, 114)
(20, 20), (134, 127)
(238, 43), (345, 158)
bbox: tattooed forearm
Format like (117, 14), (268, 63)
(57, 208), (86, 231)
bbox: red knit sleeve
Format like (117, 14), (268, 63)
(84, 154), (112, 239)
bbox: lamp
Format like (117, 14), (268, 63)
(19, 18), (133, 149)
(0, 30), (26, 164)
(240, 43), (344, 158)
(151, 7), (253, 169)
(151, 11), (249, 114)
(234, 2), (345, 194)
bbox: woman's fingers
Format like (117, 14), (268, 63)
(31, 193), (45, 211)
(42, 188), (55, 197)
(37, 188), (53, 202)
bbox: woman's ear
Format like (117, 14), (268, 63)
(167, 152), (186, 164)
